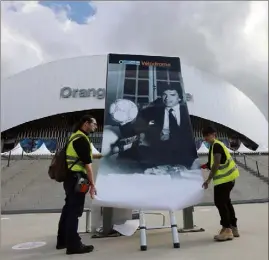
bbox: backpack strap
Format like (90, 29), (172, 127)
(68, 158), (80, 170)
(66, 134), (85, 147)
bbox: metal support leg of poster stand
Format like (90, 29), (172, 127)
(91, 207), (122, 238)
(139, 210), (180, 251)
(169, 211), (180, 248)
(139, 211), (147, 251)
(178, 207), (205, 233)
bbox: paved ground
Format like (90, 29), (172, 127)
(1, 203), (268, 260)
(1, 156), (268, 213)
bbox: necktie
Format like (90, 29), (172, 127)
(169, 108), (178, 138)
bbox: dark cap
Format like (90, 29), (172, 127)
(202, 126), (217, 136)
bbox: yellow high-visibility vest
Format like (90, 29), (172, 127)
(66, 130), (92, 173)
(210, 139), (239, 186)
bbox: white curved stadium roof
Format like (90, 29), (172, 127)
(1, 55), (268, 147)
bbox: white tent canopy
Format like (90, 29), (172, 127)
(197, 142), (208, 154)
(25, 143), (52, 156)
(1, 143), (24, 156)
(237, 143), (253, 154)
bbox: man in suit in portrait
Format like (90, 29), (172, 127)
(118, 84), (198, 169)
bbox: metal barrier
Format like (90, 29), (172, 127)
(233, 152), (268, 182)
(1, 149), (55, 168)
(143, 209), (205, 233)
(144, 212), (168, 229)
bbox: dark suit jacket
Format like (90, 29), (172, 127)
(120, 101), (197, 168)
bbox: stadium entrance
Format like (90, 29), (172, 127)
(1, 109), (257, 154)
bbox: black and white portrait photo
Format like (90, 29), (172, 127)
(94, 54), (204, 210)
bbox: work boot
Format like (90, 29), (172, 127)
(215, 228), (234, 241)
(231, 226), (240, 237)
(66, 244), (94, 255)
(214, 227), (225, 240)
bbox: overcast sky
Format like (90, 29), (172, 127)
(1, 1), (268, 119)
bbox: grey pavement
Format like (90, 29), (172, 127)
(235, 155), (268, 177)
(1, 203), (268, 260)
(1, 156), (268, 212)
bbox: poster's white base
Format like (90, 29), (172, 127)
(94, 170), (204, 210)
(12, 241), (46, 250)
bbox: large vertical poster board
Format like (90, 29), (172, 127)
(94, 54), (204, 210)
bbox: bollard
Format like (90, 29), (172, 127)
(7, 151), (11, 167)
(244, 156), (247, 167)
(178, 207), (205, 233)
(102, 207), (114, 235)
(183, 207), (194, 229)
(256, 161), (260, 176)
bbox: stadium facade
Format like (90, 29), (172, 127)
(1, 55), (268, 153)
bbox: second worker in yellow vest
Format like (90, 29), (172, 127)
(201, 126), (240, 242)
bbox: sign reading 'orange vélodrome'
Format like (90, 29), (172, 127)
(118, 59), (171, 67)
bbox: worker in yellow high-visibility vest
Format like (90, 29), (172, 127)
(57, 115), (102, 255)
(201, 126), (240, 242)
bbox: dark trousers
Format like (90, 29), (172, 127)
(57, 174), (86, 249)
(214, 181), (237, 228)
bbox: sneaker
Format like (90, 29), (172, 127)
(215, 228), (234, 242)
(66, 244), (94, 255)
(231, 226), (240, 237)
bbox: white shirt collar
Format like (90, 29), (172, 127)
(165, 103), (180, 112)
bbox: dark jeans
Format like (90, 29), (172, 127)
(214, 181), (237, 228)
(57, 173), (86, 249)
